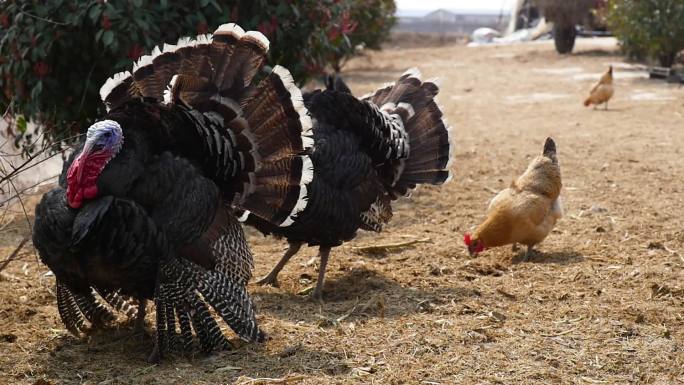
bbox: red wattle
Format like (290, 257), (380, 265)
(66, 156), (84, 208)
(84, 185), (98, 199)
(464, 233), (471, 246)
(66, 149), (110, 208)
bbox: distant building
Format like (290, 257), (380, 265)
(424, 9), (460, 24)
(395, 8), (509, 35)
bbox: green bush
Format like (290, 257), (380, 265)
(327, 0), (396, 72)
(607, 0), (684, 67)
(0, 0), (395, 152)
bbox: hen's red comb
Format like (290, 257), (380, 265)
(464, 233), (472, 246)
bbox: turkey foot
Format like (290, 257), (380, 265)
(256, 242), (302, 288)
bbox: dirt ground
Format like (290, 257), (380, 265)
(1, 37), (683, 385)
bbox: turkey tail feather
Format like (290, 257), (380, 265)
(235, 65), (313, 226)
(196, 270), (265, 343)
(98, 289), (138, 319)
(100, 23), (314, 227)
(364, 68), (453, 196)
(56, 281), (86, 336)
(72, 291), (116, 326)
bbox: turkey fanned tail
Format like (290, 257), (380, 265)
(361, 69), (453, 196)
(100, 23), (313, 227)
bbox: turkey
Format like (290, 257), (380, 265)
(240, 69), (453, 301)
(32, 23), (314, 361)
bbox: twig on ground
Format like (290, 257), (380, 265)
(237, 375), (307, 385)
(352, 238), (431, 253)
(540, 326), (579, 337)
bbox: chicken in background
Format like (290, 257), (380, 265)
(465, 137), (562, 260)
(584, 66), (614, 110)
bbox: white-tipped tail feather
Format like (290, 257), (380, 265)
(443, 119), (455, 184)
(244, 31), (270, 52)
(237, 210), (251, 222)
(162, 75), (180, 105)
(279, 155), (314, 227)
(438, 99), (454, 184)
(195, 33), (212, 45)
(132, 54), (153, 73)
(149, 45), (162, 60)
(402, 67), (422, 79)
(272, 65), (314, 149)
(396, 102), (416, 119)
(215, 23), (245, 38)
(99, 71), (132, 109)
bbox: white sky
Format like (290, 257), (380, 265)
(396, 0), (517, 14)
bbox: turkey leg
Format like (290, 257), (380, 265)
(256, 241), (302, 287)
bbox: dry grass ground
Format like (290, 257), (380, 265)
(1, 38), (683, 384)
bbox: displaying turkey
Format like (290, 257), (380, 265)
(32, 23), (313, 361)
(240, 69), (453, 301)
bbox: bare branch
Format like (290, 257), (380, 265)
(0, 174), (59, 208)
(7, 176), (32, 230)
(0, 132), (82, 184)
(19, 11), (68, 26)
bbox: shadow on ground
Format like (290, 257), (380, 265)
(573, 48), (621, 57)
(31, 327), (348, 384)
(511, 249), (584, 265)
(256, 267), (480, 323)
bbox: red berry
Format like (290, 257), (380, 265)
(101, 15), (111, 30)
(196, 21), (208, 35)
(0, 14), (9, 29)
(32, 62), (49, 78)
(127, 44), (144, 61)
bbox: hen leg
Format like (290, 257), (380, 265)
(604, 102), (608, 110)
(256, 242), (303, 287)
(310, 247), (332, 303)
(522, 245), (535, 262)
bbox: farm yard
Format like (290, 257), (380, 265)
(1, 37), (684, 384)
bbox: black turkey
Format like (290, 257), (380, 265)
(32, 23), (314, 361)
(240, 69), (453, 301)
